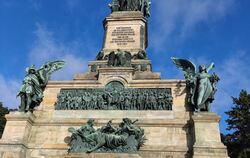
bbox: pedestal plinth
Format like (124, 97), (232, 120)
(103, 11), (148, 56)
(192, 113), (229, 158)
(0, 112), (36, 158)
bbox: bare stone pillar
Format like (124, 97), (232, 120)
(192, 112), (229, 158)
(0, 112), (36, 158)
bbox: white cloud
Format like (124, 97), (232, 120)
(0, 75), (20, 109)
(29, 23), (89, 80)
(151, 0), (235, 52)
(0, 23), (92, 109)
(65, 0), (81, 10)
(213, 51), (250, 112)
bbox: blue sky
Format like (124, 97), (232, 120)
(0, 0), (250, 134)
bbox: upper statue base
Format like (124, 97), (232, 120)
(192, 112), (229, 158)
(74, 60), (161, 81)
(102, 11), (148, 57)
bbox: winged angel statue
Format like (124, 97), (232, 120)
(172, 57), (220, 112)
(18, 61), (65, 112)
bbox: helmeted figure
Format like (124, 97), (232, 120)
(18, 61), (65, 112)
(172, 57), (220, 112)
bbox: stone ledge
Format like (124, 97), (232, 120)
(46, 80), (186, 89)
(0, 142), (27, 149)
(0, 143), (27, 158)
(133, 71), (161, 80)
(31, 119), (190, 128)
(5, 111), (191, 126)
(5, 112), (36, 123)
(74, 72), (98, 80)
(105, 11), (146, 22)
(141, 146), (189, 152)
(25, 144), (190, 152)
(192, 112), (221, 123)
(193, 146), (229, 158)
(98, 67), (134, 73)
(63, 153), (141, 158)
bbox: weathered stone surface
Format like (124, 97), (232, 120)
(0, 84), (228, 158)
(0, 109), (192, 158)
(1, 112), (35, 144)
(133, 71), (161, 80)
(74, 72), (98, 80)
(0, 145), (26, 158)
(103, 12), (147, 57)
(192, 113), (229, 158)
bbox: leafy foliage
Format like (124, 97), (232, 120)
(0, 102), (9, 138)
(223, 90), (250, 158)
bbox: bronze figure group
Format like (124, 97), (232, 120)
(109, 0), (151, 17)
(55, 88), (173, 111)
(67, 118), (145, 153)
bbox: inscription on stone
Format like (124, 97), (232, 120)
(110, 27), (136, 46)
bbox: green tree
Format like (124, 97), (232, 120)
(0, 102), (9, 138)
(224, 90), (250, 158)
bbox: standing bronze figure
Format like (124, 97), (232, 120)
(172, 57), (220, 112)
(18, 61), (65, 112)
(109, 0), (151, 17)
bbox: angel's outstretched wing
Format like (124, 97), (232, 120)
(171, 57), (196, 79)
(37, 60), (65, 84)
(41, 60), (65, 75)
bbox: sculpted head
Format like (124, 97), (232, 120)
(26, 65), (36, 74)
(199, 64), (207, 73)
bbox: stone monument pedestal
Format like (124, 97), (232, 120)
(192, 113), (229, 158)
(0, 112), (36, 158)
(0, 3), (230, 158)
(103, 11), (148, 56)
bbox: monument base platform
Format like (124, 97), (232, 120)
(64, 153), (141, 158)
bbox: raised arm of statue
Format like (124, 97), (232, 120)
(206, 62), (215, 73)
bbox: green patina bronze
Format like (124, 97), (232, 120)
(106, 49), (132, 67)
(67, 118), (145, 153)
(55, 81), (172, 110)
(172, 57), (220, 112)
(96, 50), (147, 61)
(18, 61), (65, 112)
(109, 0), (151, 17)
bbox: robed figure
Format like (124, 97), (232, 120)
(172, 57), (220, 112)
